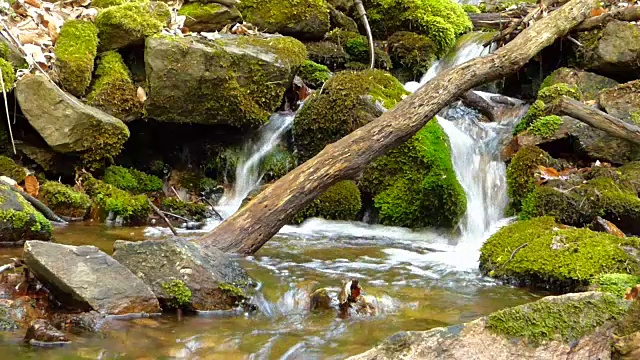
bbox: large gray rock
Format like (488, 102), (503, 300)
(599, 80), (640, 121)
(112, 238), (250, 311)
(575, 20), (640, 77)
(180, 3), (241, 32)
(0, 184), (51, 245)
(349, 292), (626, 360)
(541, 67), (618, 101)
(144, 34), (306, 127)
(15, 74), (130, 156)
(23, 241), (160, 315)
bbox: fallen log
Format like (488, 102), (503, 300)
(468, 13), (518, 30)
(575, 5), (640, 31)
(198, 0), (598, 255)
(554, 96), (640, 145)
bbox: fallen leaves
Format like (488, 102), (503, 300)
(24, 175), (39, 197)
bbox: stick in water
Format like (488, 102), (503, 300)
(147, 197), (178, 237)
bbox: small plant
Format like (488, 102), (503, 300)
(529, 115), (563, 138)
(161, 280), (192, 309)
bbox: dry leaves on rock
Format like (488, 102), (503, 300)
(24, 175), (39, 197)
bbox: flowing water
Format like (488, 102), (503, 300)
(0, 32), (543, 359)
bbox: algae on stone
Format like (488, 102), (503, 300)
(53, 20), (98, 96)
(95, 1), (171, 50)
(294, 180), (362, 223)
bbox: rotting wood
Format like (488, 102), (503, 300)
(198, 0), (599, 255)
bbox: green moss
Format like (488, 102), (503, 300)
(298, 60), (331, 88)
(486, 292), (627, 345)
(0, 59), (15, 91)
(325, 29), (391, 70)
(236, 0), (330, 39)
(360, 121), (466, 228)
(293, 69), (407, 161)
(529, 115), (563, 138)
(218, 282), (245, 298)
(96, 1), (170, 50)
(479, 217), (640, 291)
(462, 4), (480, 13)
(631, 111), (640, 126)
(39, 182), (91, 218)
(494, 0), (536, 11)
(0, 156), (25, 182)
(514, 100), (546, 134)
(592, 273), (640, 297)
(0, 42), (9, 60)
(54, 20), (98, 97)
(103, 165), (163, 194)
(387, 31), (436, 79)
(91, 0), (131, 7)
(87, 51), (142, 121)
(0, 184), (52, 236)
(161, 198), (209, 222)
(537, 83), (581, 104)
(294, 180), (362, 223)
(506, 146), (552, 211)
(83, 174), (151, 224)
(261, 146), (296, 182)
(179, 2), (222, 18)
(161, 280), (192, 309)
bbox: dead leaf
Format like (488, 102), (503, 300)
(625, 285), (640, 301)
(136, 87), (147, 102)
(18, 32), (38, 44)
(24, 175), (39, 197)
(48, 22), (59, 43)
(537, 165), (560, 179)
(590, 7), (607, 17)
(24, 0), (42, 9)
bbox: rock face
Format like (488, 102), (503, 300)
(0, 184), (52, 245)
(540, 67), (618, 101)
(144, 34), (306, 127)
(575, 20), (640, 77)
(23, 241), (160, 315)
(112, 238), (250, 311)
(24, 319), (70, 346)
(349, 292), (627, 360)
(236, 0), (330, 40)
(599, 80), (640, 121)
(15, 74), (130, 159)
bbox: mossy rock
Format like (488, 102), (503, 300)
(53, 20), (98, 97)
(505, 146), (552, 211)
(360, 120), (466, 229)
(0, 156), (26, 182)
(161, 198), (209, 222)
(361, 0), (472, 56)
(305, 41), (348, 71)
(293, 69), (407, 162)
(95, 1), (171, 50)
(387, 31), (436, 81)
(298, 60), (331, 88)
(479, 217), (640, 292)
(294, 180), (361, 223)
(598, 80), (640, 122)
(325, 29), (392, 70)
(38, 182), (91, 218)
(591, 273), (640, 298)
(0, 59), (15, 92)
(237, 0), (331, 40)
(91, 0), (131, 7)
(103, 165), (163, 194)
(87, 51), (142, 121)
(145, 34), (306, 127)
(261, 146), (296, 182)
(328, 4), (358, 33)
(178, 3), (241, 32)
(82, 174), (151, 224)
(514, 83), (580, 135)
(0, 184), (52, 244)
(539, 67), (618, 102)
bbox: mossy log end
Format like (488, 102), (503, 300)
(555, 96), (640, 145)
(198, 0), (598, 255)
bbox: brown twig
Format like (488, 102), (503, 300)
(502, 243), (529, 268)
(147, 197), (178, 237)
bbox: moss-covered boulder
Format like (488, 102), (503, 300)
(161, 198), (209, 222)
(0, 184), (52, 245)
(103, 165), (163, 194)
(15, 74), (130, 169)
(591, 273), (640, 298)
(95, 1), (171, 50)
(0, 156), (26, 183)
(38, 182), (91, 219)
(479, 217), (640, 291)
(261, 146), (296, 182)
(328, 4), (358, 32)
(178, 3), (241, 32)
(539, 67), (618, 102)
(350, 292), (627, 360)
(53, 20), (98, 97)
(294, 180), (361, 223)
(573, 20), (640, 77)
(293, 69), (407, 161)
(505, 146), (552, 211)
(87, 51), (142, 121)
(360, 121), (466, 229)
(362, 0), (472, 56)
(298, 60), (331, 88)
(305, 41), (348, 71)
(237, 0), (330, 40)
(82, 174), (150, 225)
(387, 31), (436, 81)
(145, 34), (306, 127)
(599, 80), (640, 121)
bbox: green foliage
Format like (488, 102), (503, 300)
(387, 31), (436, 79)
(293, 69), (407, 161)
(161, 198), (209, 222)
(91, 0), (130, 7)
(0, 59), (15, 91)
(486, 292), (627, 344)
(514, 100), (546, 134)
(0, 156), (25, 182)
(506, 146), (551, 211)
(87, 51), (142, 121)
(529, 115), (563, 138)
(161, 280), (192, 308)
(480, 217), (640, 291)
(95, 1), (170, 50)
(39, 182), (91, 218)
(462, 4), (480, 13)
(178, 2), (222, 18)
(236, 0), (330, 37)
(83, 174), (151, 223)
(593, 273), (640, 297)
(298, 60), (331, 88)
(218, 282), (245, 298)
(360, 121), (466, 228)
(103, 166), (163, 194)
(294, 180), (362, 223)
(537, 83), (581, 104)
(54, 20), (98, 96)
(631, 111), (640, 126)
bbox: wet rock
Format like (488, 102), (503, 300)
(15, 74), (130, 162)
(598, 80), (640, 121)
(112, 238), (250, 311)
(23, 241), (160, 315)
(309, 288), (332, 311)
(540, 67), (618, 101)
(50, 311), (105, 334)
(144, 34), (306, 127)
(0, 184), (52, 245)
(178, 3), (241, 32)
(24, 319), (70, 346)
(0, 297), (42, 331)
(349, 292), (626, 360)
(16, 143), (75, 175)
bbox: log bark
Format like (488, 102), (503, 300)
(575, 6), (640, 31)
(554, 96), (640, 145)
(198, 0), (598, 255)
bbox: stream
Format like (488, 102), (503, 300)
(0, 32), (545, 359)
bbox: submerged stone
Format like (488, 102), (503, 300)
(24, 319), (70, 346)
(23, 241), (160, 315)
(0, 184), (52, 245)
(144, 34), (306, 127)
(112, 238), (251, 311)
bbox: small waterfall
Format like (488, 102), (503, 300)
(216, 110), (298, 218)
